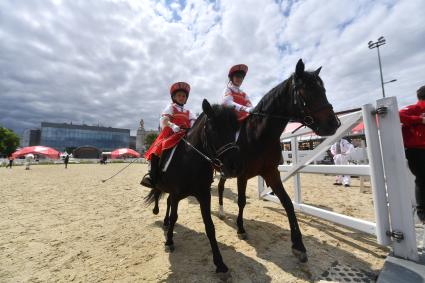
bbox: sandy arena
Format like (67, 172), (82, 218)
(1, 163), (388, 282)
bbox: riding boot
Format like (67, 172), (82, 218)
(140, 155), (159, 189)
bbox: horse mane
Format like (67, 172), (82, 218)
(252, 79), (290, 115)
(252, 70), (323, 116)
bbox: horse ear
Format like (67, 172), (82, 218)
(202, 99), (213, 117)
(314, 66), (322, 76)
(295, 59), (304, 78)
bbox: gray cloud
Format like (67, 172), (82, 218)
(1, 0), (424, 137)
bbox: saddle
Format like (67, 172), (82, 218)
(140, 145), (178, 189)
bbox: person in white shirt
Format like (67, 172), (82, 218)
(330, 138), (354, 187)
(25, 153), (34, 170)
(222, 64), (253, 122)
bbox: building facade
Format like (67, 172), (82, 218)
(129, 136), (136, 150)
(39, 122), (130, 152)
(21, 129), (41, 147)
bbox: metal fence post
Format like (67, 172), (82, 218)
(362, 104), (391, 245)
(291, 137), (302, 204)
(376, 97), (418, 261)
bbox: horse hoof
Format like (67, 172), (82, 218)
(165, 244), (175, 252)
(218, 206), (225, 220)
(237, 232), (248, 240)
(153, 207), (159, 215)
(216, 263), (229, 274)
(292, 248), (308, 263)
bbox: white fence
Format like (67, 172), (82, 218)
(258, 97), (418, 261)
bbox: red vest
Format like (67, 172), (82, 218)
(226, 89), (251, 121)
(169, 104), (191, 129)
(145, 104), (192, 160)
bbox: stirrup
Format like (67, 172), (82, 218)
(140, 173), (155, 189)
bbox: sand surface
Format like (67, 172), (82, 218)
(1, 163), (387, 282)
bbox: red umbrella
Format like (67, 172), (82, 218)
(111, 148), (141, 159)
(12, 146), (60, 159)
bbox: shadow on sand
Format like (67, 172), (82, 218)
(147, 198), (386, 282)
(151, 220), (271, 282)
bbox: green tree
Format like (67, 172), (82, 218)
(145, 133), (158, 149)
(0, 126), (20, 157)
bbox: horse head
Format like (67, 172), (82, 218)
(290, 59), (340, 136)
(202, 99), (241, 178)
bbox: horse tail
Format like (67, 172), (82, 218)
(144, 188), (163, 205)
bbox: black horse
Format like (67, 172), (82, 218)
(215, 59), (341, 263)
(145, 99), (241, 273)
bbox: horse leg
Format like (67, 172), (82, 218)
(263, 169), (308, 263)
(236, 177), (248, 239)
(218, 177), (226, 219)
(163, 195), (171, 227)
(197, 193), (228, 273)
(164, 196), (178, 252)
(153, 190), (160, 215)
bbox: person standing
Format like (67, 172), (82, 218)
(222, 64), (254, 122)
(6, 155), (14, 169)
(399, 85), (425, 222)
(330, 138), (354, 187)
(64, 154), (70, 169)
(25, 153), (34, 170)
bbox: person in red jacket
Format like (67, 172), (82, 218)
(222, 64), (253, 122)
(399, 85), (425, 222)
(141, 82), (196, 189)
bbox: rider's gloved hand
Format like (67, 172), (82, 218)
(244, 106), (254, 113)
(170, 123), (180, 133)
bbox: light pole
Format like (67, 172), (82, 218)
(383, 79), (397, 85)
(368, 36), (387, 98)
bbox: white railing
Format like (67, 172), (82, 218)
(258, 97), (418, 261)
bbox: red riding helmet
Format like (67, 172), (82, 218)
(170, 82), (191, 98)
(228, 64), (248, 79)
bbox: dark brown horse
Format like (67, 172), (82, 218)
(145, 100), (241, 273)
(216, 59), (340, 263)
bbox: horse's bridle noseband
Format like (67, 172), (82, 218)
(291, 76), (335, 128)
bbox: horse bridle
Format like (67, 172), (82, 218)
(291, 76), (337, 128)
(202, 124), (239, 172)
(251, 76), (340, 129)
(181, 124), (239, 173)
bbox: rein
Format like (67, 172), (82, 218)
(181, 137), (224, 170)
(180, 124), (239, 174)
(101, 157), (141, 183)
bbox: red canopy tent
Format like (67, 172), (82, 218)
(111, 148), (141, 159)
(282, 121), (365, 136)
(12, 146), (60, 159)
(351, 122), (364, 134)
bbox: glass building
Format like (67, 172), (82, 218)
(21, 129), (41, 147)
(40, 122), (130, 152)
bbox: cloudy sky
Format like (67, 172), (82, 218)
(1, 0), (424, 135)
